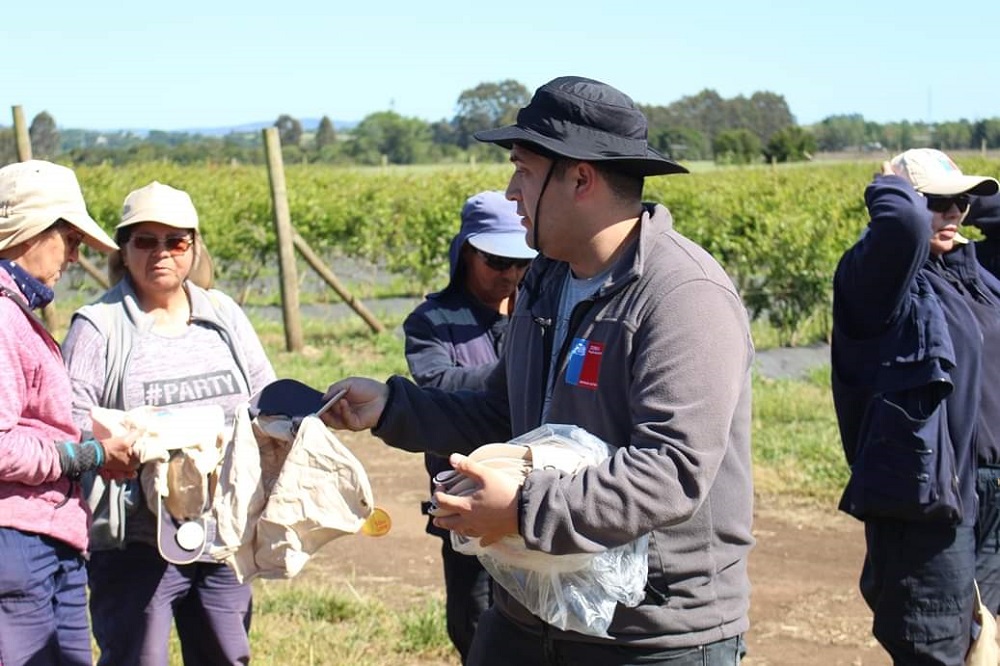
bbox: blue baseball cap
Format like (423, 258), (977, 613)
(458, 191), (536, 260)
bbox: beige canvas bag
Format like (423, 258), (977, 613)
(211, 405), (375, 582)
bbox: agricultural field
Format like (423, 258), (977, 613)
(69, 155), (1000, 347)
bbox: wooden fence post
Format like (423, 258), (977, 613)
(12, 106), (32, 162)
(262, 128), (303, 352)
(11, 105), (62, 329)
(292, 232), (385, 334)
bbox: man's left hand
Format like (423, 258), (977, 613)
(432, 453), (520, 546)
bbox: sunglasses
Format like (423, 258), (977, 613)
(476, 249), (532, 272)
(130, 233), (194, 255)
(925, 194), (971, 214)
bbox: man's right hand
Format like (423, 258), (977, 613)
(319, 377), (390, 432)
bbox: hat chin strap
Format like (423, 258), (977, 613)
(533, 160), (558, 255)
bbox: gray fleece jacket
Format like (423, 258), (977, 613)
(375, 203), (755, 648)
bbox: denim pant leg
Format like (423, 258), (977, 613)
(174, 562), (252, 665)
(467, 607), (547, 666)
(0, 528), (92, 666)
(861, 519), (975, 665)
(556, 634), (745, 665)
(975, 466), (1000, 614)
(442, 537), (493, 664)
(89, 543), (188, 666)
(468, 606), (746, 666)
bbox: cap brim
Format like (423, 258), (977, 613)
(474, 125), (689, 177)
(467, 231), (537, 260)
(249, 378), (326, 419)
(63, 213), (118, 253)
(156, 494), (207, 565)
(920, 175), (1000, 197)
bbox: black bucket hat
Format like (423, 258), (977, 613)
(474, 76), (688, 177)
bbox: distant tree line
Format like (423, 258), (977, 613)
(3, 81), (1000, 168)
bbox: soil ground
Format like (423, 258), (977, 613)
(302, 430), (892, 666)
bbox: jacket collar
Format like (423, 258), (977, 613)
(105, 277), (226, 332)
(522, 202), (673, 309)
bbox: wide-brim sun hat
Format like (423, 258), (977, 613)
(474, 76), (688, 178)
(0, 160), (117, 253)
(118, 181), (199, 230)
(889, 148), (999, 197)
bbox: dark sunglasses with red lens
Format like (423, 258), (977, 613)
(476, 249), (532, 272)
(130, 233), (194, 255)
(925, 194), (971, 214)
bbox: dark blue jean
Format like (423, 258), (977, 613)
(0, 527), (92, 666)
(975, 466), (1000, 614)
(466, 606), (745, 666)
(88, 543), (252, 666)
(861, 519), (975, 665)
(442, 536), (493, 664)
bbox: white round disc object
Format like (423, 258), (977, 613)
(175, 521), (205, 551)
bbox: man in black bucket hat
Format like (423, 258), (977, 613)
(323, 76), (754, 666)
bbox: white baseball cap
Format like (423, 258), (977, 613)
(889, 149), (999, 196)
(118, 181), (199, 230)
(0, 160), (117, 253)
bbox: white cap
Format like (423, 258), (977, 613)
(889, 149), (999, 196)
(0, 160), (117, 253)
(118, 181), (198, 230)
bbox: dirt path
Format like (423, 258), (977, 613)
(301, 432), (890, 666)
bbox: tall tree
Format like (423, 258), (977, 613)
(314, 116), (336, 150)
(29, 111), (60, 158)
(712, 129), (761, 164)
(349, 111), (432, 165)
(813, 114), (866, 152)
(274, 114), (302, 147)
(763, 126), (816, 163)
(452, 80), (530, 148)
(973, 119), (1000, 149)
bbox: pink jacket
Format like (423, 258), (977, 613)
(0, 270), (88, 552)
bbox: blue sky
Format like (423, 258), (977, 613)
(6, 0), (997, 131)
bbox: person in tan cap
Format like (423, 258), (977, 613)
(62, 181), (275, 665)
(832, 148), (1000, 664)
(0, 160), (139, 666)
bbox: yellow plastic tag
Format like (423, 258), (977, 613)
(361, 507), (392, 537)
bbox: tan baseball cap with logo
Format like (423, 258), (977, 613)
(889, 148), (999, 196)
(0, 160), (117, 253)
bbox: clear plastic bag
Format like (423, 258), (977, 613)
(448, 424), (649, 637)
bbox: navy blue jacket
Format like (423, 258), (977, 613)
(832, 175), (1000, 526)
(403, 275), (509, 536)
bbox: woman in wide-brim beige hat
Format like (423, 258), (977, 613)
(0, 159), (139, 665)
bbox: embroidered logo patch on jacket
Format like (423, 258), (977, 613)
(565, 338), (604, 390)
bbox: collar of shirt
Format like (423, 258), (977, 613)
(0, 259), (55, 310)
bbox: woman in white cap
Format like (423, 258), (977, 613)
(0, 160), (139, 666)
(832, 149), (1000, 664)
(62, 181), (275, 665)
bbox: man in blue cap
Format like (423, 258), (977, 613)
(402, 190), (535, 664)
(323, 76), (754, 665)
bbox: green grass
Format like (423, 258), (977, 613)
(751, 364), (846, 504)
(245, 584), (453, 666)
